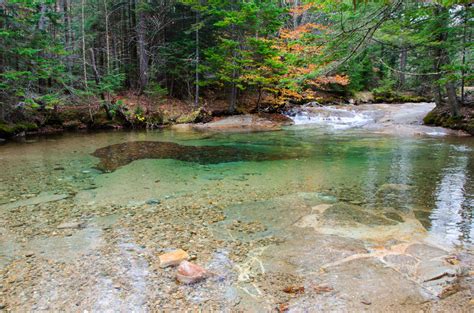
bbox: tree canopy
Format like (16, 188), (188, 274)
(0, 0), (472, 119)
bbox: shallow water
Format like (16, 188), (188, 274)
(0, 126), (473, 311)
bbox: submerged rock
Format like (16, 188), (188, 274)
(322, 203), (398, 226)
(92, 141), (290, 172)
(146, 199), (161, 205)
(159, 249), (189, 268)
(378, 183), (412, 193)
(57, 221), (84, 229)
(0, 192), (69, 210)
(176, 261), (209, 284)
(405, 243), (447, 261)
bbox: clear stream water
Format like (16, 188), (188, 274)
(0, 110), (473, 310)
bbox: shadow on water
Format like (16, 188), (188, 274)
(92, 141), (291, 172)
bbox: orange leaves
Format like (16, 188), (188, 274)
(286, 43), (322, 54)
(280, 23), (326, 40)
(288, 2), (323, 16)
(286, 64), (317, 76)
(289, 3), (315, 16)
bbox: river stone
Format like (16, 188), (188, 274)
(192, 114), (293, 131)
(159, 249), (190, 268)
(294, 214), (320, 229)
(146, 199), (161, 205)
(378, 183), (412, 192)
(261, 233), (367, 274)
(176, 261), (208, 284)
(312, 203), (332, 213)
(317, 257), (430, 311)
(0, 192), (69, 210)
(57, 221), (84, 229)
(413, 210), (432, 229)
(321, 203), (397, 226)
(415, 259), (458, 283)
(405, 243), (447, 261)
(223, 193), (314, 231)
(383, 212), (404, 223)
(383, 254), (418, 276)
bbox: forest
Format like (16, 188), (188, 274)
(0, 0), (472, 136)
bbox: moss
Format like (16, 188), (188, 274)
(0, 122), (38, 138)
(423, 111), (437, 125)
(176, 108), (210, 124)
(146, 112), (164, 126)
(424, 108), (473, 135)
(467, 121), (474, 135)
(0, 123), (15, 137)
(373, 90), (428, 104)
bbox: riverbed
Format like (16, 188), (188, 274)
(0, 103), (473, 311)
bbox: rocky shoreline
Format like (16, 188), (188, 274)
(2, 91), (469, 140)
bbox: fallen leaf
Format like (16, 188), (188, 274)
(445, 256), (460, 265)
(277, 303), (289, 312)
(313, 285), (333, 294)
(282, 286), (305, 294)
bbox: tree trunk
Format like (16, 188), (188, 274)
(89, 48), (101, 86)
(104, 0), (110, 75)
(81, 0), (88, 89)
(136, 0), (148, 91)
(446, 82), (459, 116)
(38, 3), (47, 31)
(63, 0), (73, 73)
(194, 9), (200, 108)
(399, 47), (407, 88)
(460, 5), (468, 105)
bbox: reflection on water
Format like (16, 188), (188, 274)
(429, 147), (473, 246)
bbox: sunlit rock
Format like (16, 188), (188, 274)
(159, 249), (190, 268)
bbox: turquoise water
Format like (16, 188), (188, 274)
(0, 128), (473, 310)
(2, 128), (472, 245)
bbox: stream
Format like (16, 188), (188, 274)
(0, 103), (473, 311)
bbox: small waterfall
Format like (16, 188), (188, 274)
(285, 104), (374, 130)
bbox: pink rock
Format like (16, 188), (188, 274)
(176, 261), (208, 284)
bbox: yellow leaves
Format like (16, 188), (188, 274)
(308, 74), (350, 87)
(281, 89), (302, 99)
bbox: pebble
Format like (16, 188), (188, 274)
(146, 199), (161, 205)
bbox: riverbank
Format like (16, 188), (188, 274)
(0, 93), (471, 140)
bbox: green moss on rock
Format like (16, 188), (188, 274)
(0, 122), (38, 138)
